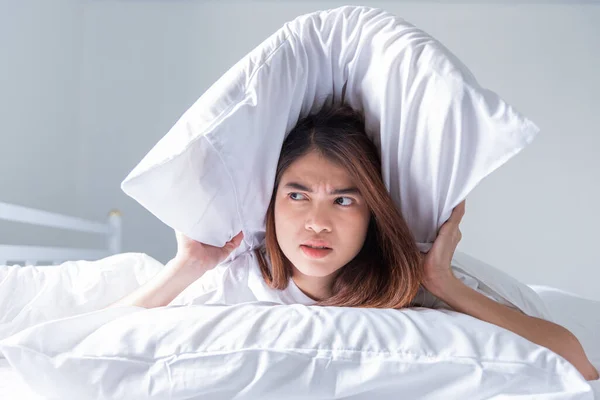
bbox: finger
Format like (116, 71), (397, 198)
(439, 204), (464, 231)
(449, 200), (466, 224)
(225, 231), (244, 249)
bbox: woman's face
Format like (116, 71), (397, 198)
(274, 150), (371, 280)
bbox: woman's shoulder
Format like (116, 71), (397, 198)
(215, 247), (267, 286)
(199, 248), (315, 306)
(217, 250), (254, 276)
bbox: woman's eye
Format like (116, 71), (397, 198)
(335, 197), (353, 206)
(289, 192), (306, 201)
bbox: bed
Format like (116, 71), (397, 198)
(0, 201), (598, 399)
(0, 201), (122, 266)
(0, 200), (121, 399)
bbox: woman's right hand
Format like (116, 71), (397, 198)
(173, 231), (245, 279)
(109, 231), (244, 309)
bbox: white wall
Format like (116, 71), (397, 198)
(3, 1), (599, 300)
(0, 0), (93, 249)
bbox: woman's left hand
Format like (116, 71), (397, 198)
(421, 200), (466, 294)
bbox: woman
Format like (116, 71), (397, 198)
(113, 105), (598, 381)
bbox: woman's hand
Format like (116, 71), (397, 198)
(419, 200), (599, 381)
(109, 231), (244, 309)
(421, 200), (466, 294)
(173, 231), (245, 280)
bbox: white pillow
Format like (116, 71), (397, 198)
(0, 253), (163, 345)
(121, 5), (539, 256)
(451, 251), (553, 321)
(1, 304), (592, 399)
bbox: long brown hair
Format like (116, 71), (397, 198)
(254, 104), (423, 309)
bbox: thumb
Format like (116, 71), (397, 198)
(223, 231), (244, 252)
(451, 200), (466, 222)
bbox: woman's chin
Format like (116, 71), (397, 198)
(293, 262), (340, 278)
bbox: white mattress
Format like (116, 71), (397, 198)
(1, 285), (598, 399)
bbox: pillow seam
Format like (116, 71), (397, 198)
(181, 33), (292, 160)
(429, 66), (540, 142)
(191, 36), (293, 245)
(2, 342), (576, 380)
(201, 136), (247, 246)
(127, 33), (293, 179)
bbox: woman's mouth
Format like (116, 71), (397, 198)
(300, 245), (333, 259)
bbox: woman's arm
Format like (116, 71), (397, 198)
(421, 201), (598, 381)
(109, 256), (209, 308)
(428, 277), (599, 381)
(109, 231), (244, 309)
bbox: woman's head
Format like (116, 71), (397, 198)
(255, 104), (423, 309)
(273, 150), (371, 288)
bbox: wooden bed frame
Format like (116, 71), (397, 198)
(0, 201), (122, 266)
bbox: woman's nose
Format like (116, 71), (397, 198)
(304, 205), (332, 233)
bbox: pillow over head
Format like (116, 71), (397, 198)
(121, 6), (539, 256)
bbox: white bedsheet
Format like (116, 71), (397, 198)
(530, 285), (600, 395)
(0, 359), (43, 399)
(1, 284), (598, 399)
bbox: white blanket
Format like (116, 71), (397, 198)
(0, 253), (596, 399)
(0, 253), (164, 344)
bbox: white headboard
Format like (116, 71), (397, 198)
(0, 202), (122, 266)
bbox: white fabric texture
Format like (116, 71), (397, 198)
(171, 250), (536, 318)
(1, 282), (598, 399)
(0, 252), (594, 398)
(530, 285), (600, 395)
(170, 250), (317, 307)
(121, 5), (539, 257)
(1, 303), (593, 400)
(0, 359), (43, 400)
(0, 253), (164, 348)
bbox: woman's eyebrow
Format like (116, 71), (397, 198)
(283, 182), (360, 195)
